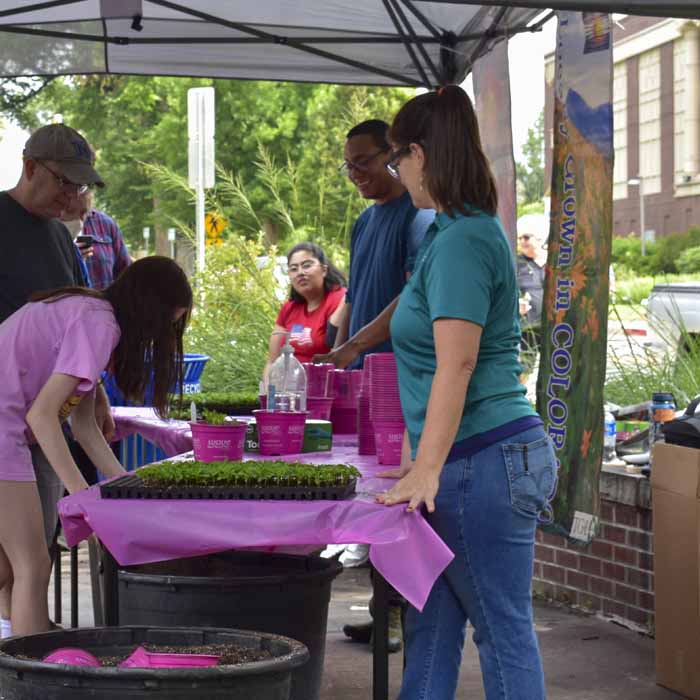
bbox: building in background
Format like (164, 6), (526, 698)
(545, 17), (700, 239)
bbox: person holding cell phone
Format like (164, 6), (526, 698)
(62, 190), (132, 291)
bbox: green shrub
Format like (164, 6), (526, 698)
(611, 236), (655, 275)
(648, 226), (700, 275)
(613, 277), (655, 305)
(184, 235), (280, 393)
(678, 245), (700, 274)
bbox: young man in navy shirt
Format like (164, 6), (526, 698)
(321, 120), (433, 651)
(330, 120), (433, 369)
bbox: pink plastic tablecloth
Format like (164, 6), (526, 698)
(61, 410), (454, 611)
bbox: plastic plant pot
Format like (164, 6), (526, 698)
(253, 410), (308, 456)
(190, 422), (247, 462)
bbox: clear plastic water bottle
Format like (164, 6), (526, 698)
(603, 409), (617, 462)
(267, 332), (307, 412)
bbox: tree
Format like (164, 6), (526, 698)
(4, 76), (410, 259)
(516, 110), (545, 207)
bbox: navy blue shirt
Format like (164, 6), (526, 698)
(346, 192), (433, 368)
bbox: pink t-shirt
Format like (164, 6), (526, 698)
(0, 295), (120, 481)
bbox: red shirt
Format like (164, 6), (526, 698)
(276, 287), (346, 363)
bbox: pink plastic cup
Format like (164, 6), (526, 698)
(190, 421), (246, 462)
(326, 369), (357, 408)
(43, 648), (102, 667)
(374, 421), (405, 465)
(307, 396), (333, 421)
(119, 646), (220, 669)
(303, 362), (335, 397)
(253, 410), (308, 455)
(330, 405), (357, 434)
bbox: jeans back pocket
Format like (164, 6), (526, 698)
(502, 436), (557, 519)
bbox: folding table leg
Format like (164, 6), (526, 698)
(52, 545), (62, 624)
(372, 570), (390, 700)
(102, 547), (120, 626)
(89, 537), (104, 626)
(70, 546), (78, 628)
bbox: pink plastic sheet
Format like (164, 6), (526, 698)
(62, 411), (454, 610)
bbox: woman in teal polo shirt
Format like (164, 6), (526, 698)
(376, 85), (557, 700)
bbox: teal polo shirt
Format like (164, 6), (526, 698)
(389, 207), (535, 455)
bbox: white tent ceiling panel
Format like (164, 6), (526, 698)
(0, 1), (696, 86)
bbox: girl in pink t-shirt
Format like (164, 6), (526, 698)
(0, 256), (192, 636)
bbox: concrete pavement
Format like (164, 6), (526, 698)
(50, 547), (676, 700)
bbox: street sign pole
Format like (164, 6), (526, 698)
(196, 96), (206, 274)
(188, 87), (215, 273)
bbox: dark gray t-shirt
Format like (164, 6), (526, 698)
(0, 192), (85, 323)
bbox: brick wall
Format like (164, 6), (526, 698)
(533, 468), (654, 632)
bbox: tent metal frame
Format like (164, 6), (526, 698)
(0, 0), (556, 87)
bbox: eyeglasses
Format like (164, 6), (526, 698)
(287, 259), (319, 276)
(38, 161), (90, 195)
(338, 147), (390, 177)
(518, 234), (533, 241)
(385, 146), (412, 179)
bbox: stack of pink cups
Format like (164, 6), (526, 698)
(326, 369), (359, 433)
(302, 362), (335, 420)
(366, 353), (405, 465)
(357, 368), (375, 455)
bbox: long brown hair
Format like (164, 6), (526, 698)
(286, 242), (346, 304)
(389, 84), (498, 218)
(31, 256), (192, 418)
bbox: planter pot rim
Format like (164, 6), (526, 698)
(0, 625), (309, 680)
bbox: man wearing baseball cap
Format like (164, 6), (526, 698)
(0, 123), (110, 639)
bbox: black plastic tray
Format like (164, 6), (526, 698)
(100, 473), (357, 501)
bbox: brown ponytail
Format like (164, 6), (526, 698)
(389, 84), (498, 218)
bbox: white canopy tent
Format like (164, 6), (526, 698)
(0, 1), (696, 89)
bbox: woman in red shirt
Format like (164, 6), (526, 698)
(263, 242), (346, 384)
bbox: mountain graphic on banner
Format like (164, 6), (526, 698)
(566, 89), (613, 159)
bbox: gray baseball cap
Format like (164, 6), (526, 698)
(23, 124), (104, 188)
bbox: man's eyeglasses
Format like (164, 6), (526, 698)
(338, 147), (390, 177)
(38, 161), (90, 195)
(385, 146), (412, 179)
(287, 260), (319, 276)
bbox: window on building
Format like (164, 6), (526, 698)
(674, 38), (686, 183)
(613, 61), (628, 201)
(638, 49), (662, 195)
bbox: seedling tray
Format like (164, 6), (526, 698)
(100, 473), (357, 501)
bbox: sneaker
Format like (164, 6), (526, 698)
(339, 543), (370, 568)
(342, 607), (403, 654)
(342, 621), (372, 644)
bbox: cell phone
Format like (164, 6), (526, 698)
(75, 235), (94, 247)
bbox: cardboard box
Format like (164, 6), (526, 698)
(242, 418), (332, 454)
(651, 442), (700, 699)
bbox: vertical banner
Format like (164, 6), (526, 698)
(473, 39), (518, 252)
(536, 12), (613, 543)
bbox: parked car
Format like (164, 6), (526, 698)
(646, 282), (700, 351)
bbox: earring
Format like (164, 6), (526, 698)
(419, 176), (424, 192)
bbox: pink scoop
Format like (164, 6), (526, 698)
(119, 645), (220, 669)
(43, 647), (101, 667)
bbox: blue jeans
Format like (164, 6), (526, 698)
(399, 426), (556, 700)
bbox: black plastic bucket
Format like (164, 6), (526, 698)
(0, 625), (308, 700)
(118, 551), (342, 700)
